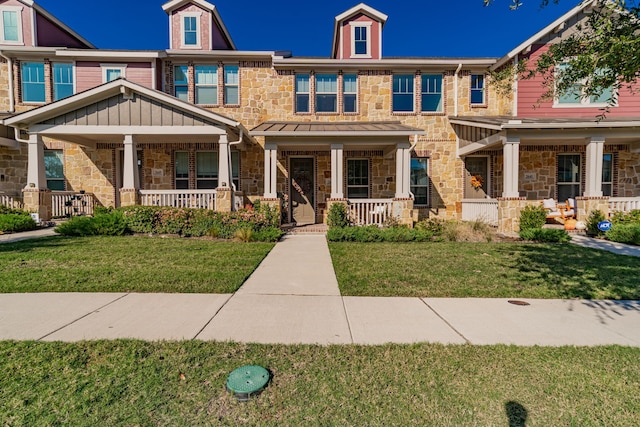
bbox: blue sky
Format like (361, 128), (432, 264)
(37, 0), (578, 57)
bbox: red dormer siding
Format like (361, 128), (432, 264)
(338, 14), (382, 60)
(170, 3), (211, 50)
(517, 43), (640, 118)
(165, 0), (234, 51)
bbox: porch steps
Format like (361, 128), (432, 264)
(282, 223), (328, 234)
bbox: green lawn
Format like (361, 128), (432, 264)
(0, 341), (638, 426)
(329, 242), (640, 299)
(0, 236), (274, 293)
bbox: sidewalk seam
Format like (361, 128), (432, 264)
(192, 294), (234, 340)
(341, 297), (355, 344)
(37, 293), (131, 341)
(420, 299), (471, 344)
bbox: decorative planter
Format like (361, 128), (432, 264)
(564, 219), (577, 230)
(575, 221), (586, 231)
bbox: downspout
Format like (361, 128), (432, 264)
(408, 134), (418, 200)
(13, 127), (29, 143)
(0, 52), (15, 113)
(454, 63), (462, 117)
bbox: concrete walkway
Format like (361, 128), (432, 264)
(2, 233), (640, 346)
(570, 234), (640, 257)
(0, 227), (57, 243)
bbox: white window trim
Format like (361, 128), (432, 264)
(349, 22), (372, 59)
(194, 65), (218, 105)
(421, 74), (444, 113)
(0, 6), (24, 45)
(315, 73), (338, 113)
(557, 153), (582, 198)
(101, 64), (127, 83)
(346, 158), (370, 199)
(470, 74), (486, 106)
(52, 62), (76, 101)
(392, 73), (416, 113)
(180, 12), (202, 49)
(553, 65), (618, 109)
(342, 74), (358, 114)
(411, 157), (430, 206)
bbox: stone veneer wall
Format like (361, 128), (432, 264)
(0, 145), (27, 197)
(61, 142), (114, 207)
(618, 150), (640, 197)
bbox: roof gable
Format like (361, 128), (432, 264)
(162, 0), (235, 50)
(31, 1), (95, 48)
(331, 3), (388, 59)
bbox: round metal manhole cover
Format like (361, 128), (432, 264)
(226, 365), (270, 401)
(508, 300), (531, 306)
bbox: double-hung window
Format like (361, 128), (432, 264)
(557, 154), (581, 202)
(195, 65), (217, 105)
(393, 74), (414, 112)
(21, 62), (45, 103)
(470, 74), (485, 105)
(421, 74), (443, 113)
(343, 74), (357, 113)
(315, 74), (337, 113)
(175, 151), (189, 189)
(1, 8), (21, 43)
(295, 74), (310, 113)
(602, 153), (613, 197)
(53, 63), (74, 101)
(347, 159), (369, 199)
(44, 150), (65, 191)
(410, 158), (429, 205)
(224, 65), (239, 105)
(556, 64), (614, 107)
(174, 65), (189, 101)
(353, 25), (368, 56)
(196, 151), (218, 189)
(182, 15), (199, 47)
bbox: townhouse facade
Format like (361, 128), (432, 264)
(0, 0), (638, 232)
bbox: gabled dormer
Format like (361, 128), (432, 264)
(162, 0), (235, 51)
(331, 3), (387, 60)
(0, 0), (93, 48)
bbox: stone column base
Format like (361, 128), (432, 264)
(119, 188), (139, 207)
(216, 187), (233, 213)
(497, 197), (529, 234)
(22, 188), (52, 220)
(392, 198), (414, 228)
(576, 197), (610, 221)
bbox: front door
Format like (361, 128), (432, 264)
(290, 157), (315, 225)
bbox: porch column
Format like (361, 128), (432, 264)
(26, 133), (46, 189)
(395, 142), (411, 199)
(330, 143), (344, 199)
(120, 134), (139, 207)
(584, 136), (605, 197)
(217, 134), (231, 189)
(263, 143), (277, 198)
(502, 136), (520, 198)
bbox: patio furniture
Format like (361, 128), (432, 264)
(542, 198), (575, 221)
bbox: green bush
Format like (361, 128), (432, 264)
(54, 216), (97, 236)
(519, 228), (571, 243)
(415, 218), (444, 236)
(327, 203), (349, 228)
(251, 226), (284, 242)
(611, 209), (640, 225)
(0, 213), (37, 233)
(326, 225), (433, 242)
(55, 210), (128, 237)
(519, 205), (547, 231)
(586, 209), (607, 237)
(605, 224), (640, 246)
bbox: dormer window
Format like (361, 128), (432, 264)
(350, 22), (371, 58)
(0, 6), (23, 44)
(180, 12), (202, 48)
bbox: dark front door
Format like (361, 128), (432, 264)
(290, 157), (315, 225)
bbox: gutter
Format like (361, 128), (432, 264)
(454, 63), (463, 117)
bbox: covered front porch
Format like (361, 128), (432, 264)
(4, 79), (256, 220)
(451, 116), (640, 233)
(251, 121), (427, 227)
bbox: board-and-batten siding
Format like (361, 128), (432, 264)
(42, 94), (215, 127)
(518, 44), (640, 118)
(75, 62), (154, 93)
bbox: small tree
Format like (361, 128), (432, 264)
(327, 203), (349, 228)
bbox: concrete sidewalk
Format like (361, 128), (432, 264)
(1, 233), (640, 346)
(570, 234), (640, 257)
(0, 227), (58, 243)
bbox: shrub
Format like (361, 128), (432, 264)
(252, 226), (285, 242)
(519, 204), (547, 231)
(611, 209), (640, 225)
(54, 216), (97, 236)
(415, 218), (445, 236)
(586, 209), (607, 237)
(233, 227), (253, 242)
(326, 225), (433, 242)
(519, 228), (571, 243)
(606, 224), (640, 246)
(0, 213), (37, 233)
(55, 210), (128, 236)
(327, 203), (349, 228)
(441, 220), (493, 242)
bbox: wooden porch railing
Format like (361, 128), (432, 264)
(0, 194), (22, 209)
(139, 189), (217, 210)
(609, 197), (640, 214)
(51, 192), (95, 218)
(461, 198), (499, 226)
(348, 199), (394, 226)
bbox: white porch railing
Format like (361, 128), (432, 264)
(139, 189), (217, 210)
(348, 199), (394, 226)
(51, 192), (95, 218)
(461, 198), (499, 226)
(609, 197), (640, 214)
(0, 194), (22, 209)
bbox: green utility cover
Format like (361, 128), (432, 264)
(226, 365), (270, 398)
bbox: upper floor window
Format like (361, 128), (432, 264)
(393, 74), (414, 112)
(21, 62), (45, 103)
(0, 7), (22, 44)
(53, 63), (74, 101)
(470, 74), (485, 105)
(195, 65), (218, 105)
(181, 13), (201, 47)
(102, 65), (126, 83)
(343, 74), (357, 113)
(295, 74), (310, 113)
(421, 74), (443, 113)
(350, 23), (371, 58)
(224, 65), (239, 105)
(316, 74), (337, 113)
(174, 65), (189, 101)
(556, 65), (614, 107)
